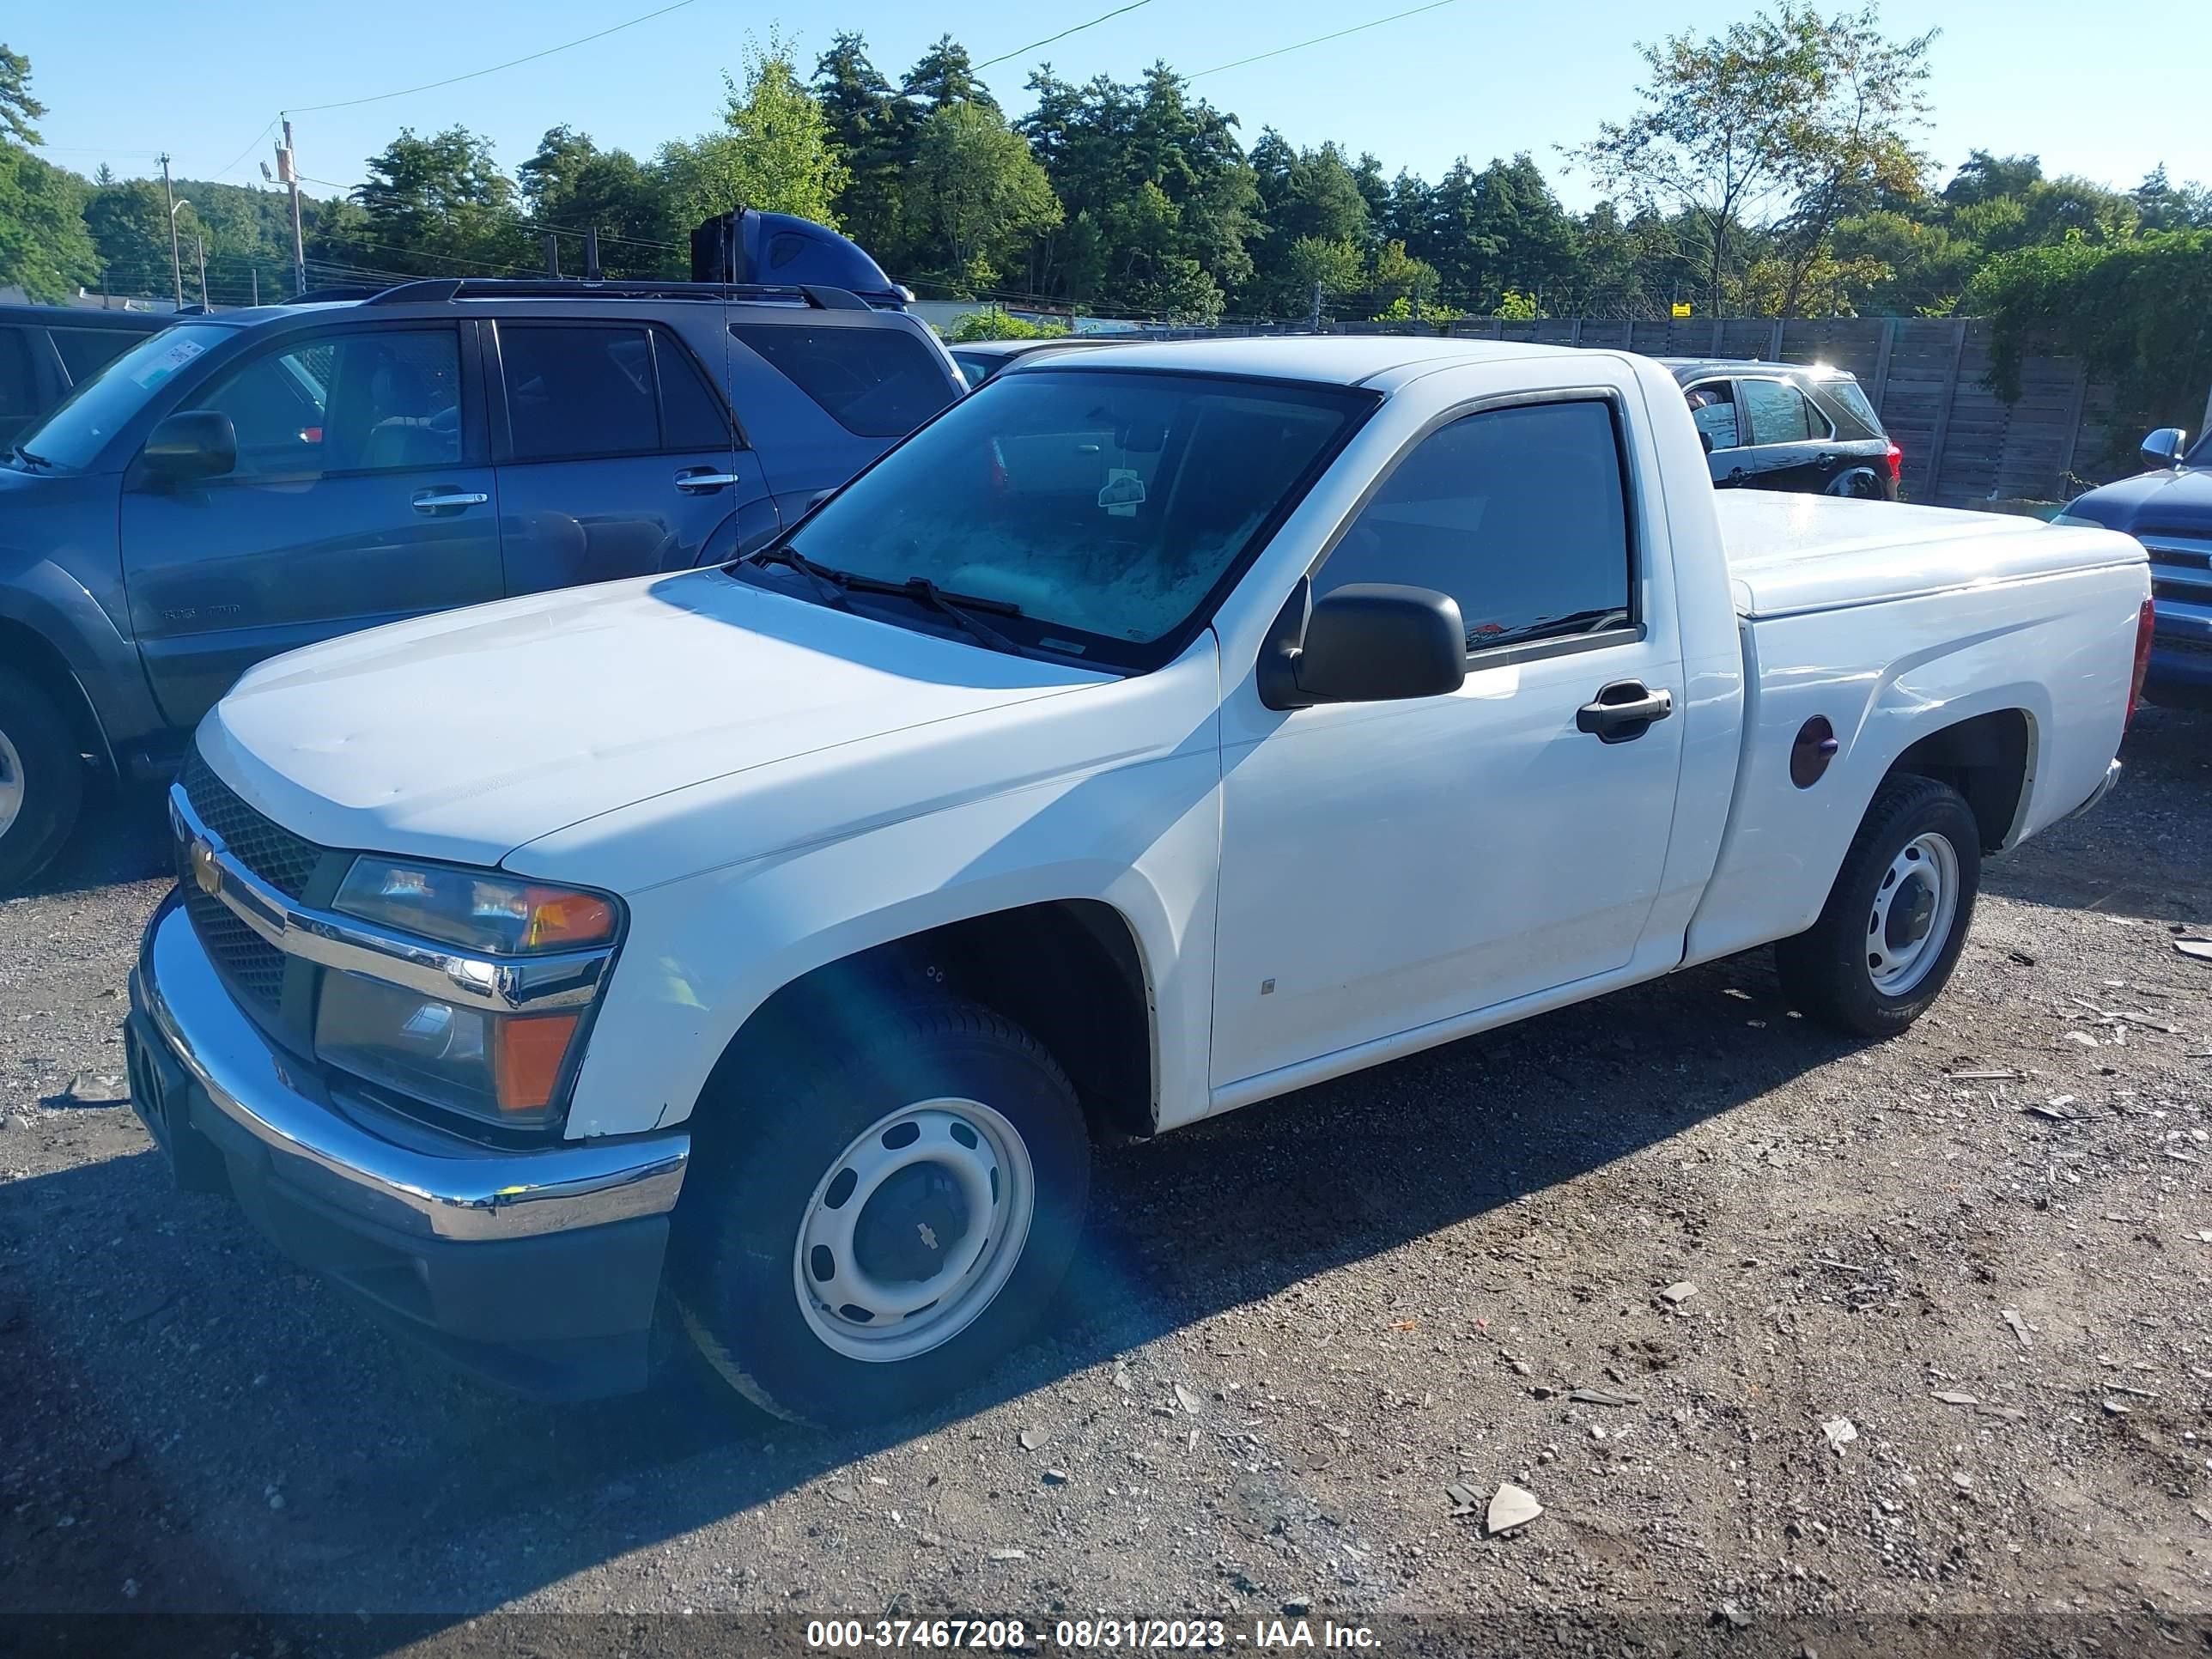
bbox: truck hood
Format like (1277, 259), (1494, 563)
(2063, 466), (2212, 532)
(198, 568), (1109, 871)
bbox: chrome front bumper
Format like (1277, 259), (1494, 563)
(136, 899), (688, 1244)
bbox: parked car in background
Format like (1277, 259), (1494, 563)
(127, 337), (2142, 1424)
(949, 333), (1136, 387)
(0, 276), (963, 891)
(2057, 424), (2212, 706)
(0, 303), (168, 449)
(1662, 358), (1901, 499)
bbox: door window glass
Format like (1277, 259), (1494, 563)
(1316, 400), (1632, 653)
(501, 325), (659, 460)
(50, 326), (139, 384)
(1823, 378), (1881, 434)
(1683, 380), (1738, 450)
(655, 332), (733, 450)
(1741, 379), (1829, 445)
(192, 329), (461, 476)
(0, 327), (36, 421)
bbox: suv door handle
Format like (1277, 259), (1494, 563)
(1577, 681), (1674, 744)
(676, 470), (743, 494)
(412, 487), (488, 512)
(1815, 452), (1838, 466)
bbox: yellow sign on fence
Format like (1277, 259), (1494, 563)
(1671, 301), (1693, 318)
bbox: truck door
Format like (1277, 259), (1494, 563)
(488, 320), (772, 596)
(120, 321), (502, 728)
(1209, 392), (1688, 1091)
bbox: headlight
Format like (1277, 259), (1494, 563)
(332, 856), (620, 955)
(315, 972), (581, 1128)
(317, 857), (623, 1129)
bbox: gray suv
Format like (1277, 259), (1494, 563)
(0, 277), (962, 889)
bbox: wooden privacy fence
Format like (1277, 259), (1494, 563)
(1204, 315), (2124, 508)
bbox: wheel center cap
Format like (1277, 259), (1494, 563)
(854, 1164), (970, 1285)
(1887, 874), (1936, 949)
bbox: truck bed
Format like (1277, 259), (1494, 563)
(1717, 493), (2139, 618)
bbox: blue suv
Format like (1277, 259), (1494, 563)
(0, 268), (962, 889)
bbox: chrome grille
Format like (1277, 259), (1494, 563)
(178, 751), (322, 899)
(179, 872), (286, 1014)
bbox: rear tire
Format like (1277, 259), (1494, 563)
(0, 667), (86, 895)
(672, 996), (1090, 1429)
(1776, 774), (1980, 1038)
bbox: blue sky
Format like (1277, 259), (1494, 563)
(15, 0), (2204, 210)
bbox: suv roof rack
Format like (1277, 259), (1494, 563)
(359, 277), (875, 311)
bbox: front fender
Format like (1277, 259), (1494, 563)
(0, 540), (163, 761)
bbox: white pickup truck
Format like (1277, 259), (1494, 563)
(126, 337), (2149, 1425)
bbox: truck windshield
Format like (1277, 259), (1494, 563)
(11, 324), (233, 471)
(749, 368), (1370, 669)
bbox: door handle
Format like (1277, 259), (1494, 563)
(675, 470), (743, 494)
(1815, 452), (1838, 466)
(412, 487), (488, 512)
(1726, 467), (1747, 483)
(1577, 680), (1674, 744)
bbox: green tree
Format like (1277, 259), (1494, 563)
(664, 33), (849, 231)
(947, 307), (1067, 342)
(352, 126), (529, 276)
(1967, 229), (2212, 471)
(1274, 234), (1364, 316)
(903, 36), (996, 112)
(907, 100), (1060, 292)
(814, 33), (913, 264)
(0, 45), (98, 301)
(1571, 3), (1929, 316)
(518, 126), (674, 276)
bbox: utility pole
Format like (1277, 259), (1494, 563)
(194, 238), (209, 308)
(159, 154), (184, 309)
(584, 227), (602, 283)
(277, 120), (306, 297)
(251, 267), (259, 307)
(1308, 279), (1322, 334)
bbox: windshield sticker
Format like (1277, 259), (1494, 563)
(1098, 470), (1146, 514)
(133, 336), (207, 390)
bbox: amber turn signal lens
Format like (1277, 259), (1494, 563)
(494, 1013), (581, 1113)
(522, 889), (618, 950)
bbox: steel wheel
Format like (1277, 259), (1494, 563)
(1866, 830), (1959, 996)
(0, 728), (22, 842)
(793, 1097), (1036, 1364)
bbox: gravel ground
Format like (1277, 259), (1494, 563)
(3, 711), (2209, 1656)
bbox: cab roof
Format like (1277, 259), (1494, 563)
(1004, 334), (1585, 392)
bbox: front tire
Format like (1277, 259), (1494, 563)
(1776, 774), (1981, 1037)
(672, 997), (1090, 1428)
(0, 667), (87, 895)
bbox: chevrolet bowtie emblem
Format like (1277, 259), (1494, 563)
(188, 836), (222, 899)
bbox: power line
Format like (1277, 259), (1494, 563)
(289, 0), (702, 114)
(974, 1), (1154, 72)
(211, 118), (282, 182)
(1188, 0), (1464, 81)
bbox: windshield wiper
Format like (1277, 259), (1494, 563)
(744, 543), (852, 610)
(1472, 606), (1630, 652)
(11, 445), (52, 471)
(854, 575), (1030, 657)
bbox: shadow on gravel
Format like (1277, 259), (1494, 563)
(14, 779), (174, 902)
(2, 944), (1849, 1638)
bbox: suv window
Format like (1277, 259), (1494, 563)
(655, 332), (734, 450)
(0, 326), (37, 422)
(501, 325), (659, 461)
(1823, 377), (1881, 434)
(50, 326), (139, 385)
(731, 322), (954, 439)
(1683, 380), (1739, 450)
(1316, 399), (1632, 653)
(195, 328), (460, 477)
(1741, 379), (1831, 445)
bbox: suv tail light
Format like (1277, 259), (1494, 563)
(1881, 441), (1902, 487)
(2127, 597), (2155, 728)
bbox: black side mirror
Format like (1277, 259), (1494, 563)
(140, 410), (237, 483)
(1260, 580), (1467, 710)
(2141, 427), (2187, 470)
(1698, 429), (1715, 455)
